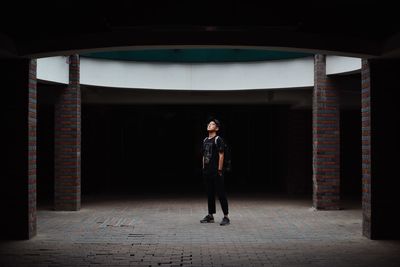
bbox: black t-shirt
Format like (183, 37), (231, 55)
(202, 136), (225, 173)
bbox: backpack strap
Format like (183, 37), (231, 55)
(203, 136), (219, 144)
(204, 136), (221, 146)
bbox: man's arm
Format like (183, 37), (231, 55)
(202, 156), (205, 169)
(218, 151), (224, 171)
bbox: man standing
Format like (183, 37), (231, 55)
(200, 118), (230, 226)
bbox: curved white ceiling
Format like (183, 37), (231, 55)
(37, 55), (361, 90)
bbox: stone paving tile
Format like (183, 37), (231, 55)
(0, 193), (400, 267)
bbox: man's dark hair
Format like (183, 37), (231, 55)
(208, 118), (221, 128)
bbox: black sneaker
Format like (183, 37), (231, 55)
(220, 217), (230, 226)
(200, 215), (214, 223)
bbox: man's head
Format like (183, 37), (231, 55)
(207, 118), (221, 132)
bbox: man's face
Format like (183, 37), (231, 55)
(207, 121), (219, 132)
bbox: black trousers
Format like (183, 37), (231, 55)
(203, 171), (229, 215)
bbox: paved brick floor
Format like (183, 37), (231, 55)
(1, 193), (400, 266)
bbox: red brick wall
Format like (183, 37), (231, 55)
(312, 55), (340, 210)
(54, 55), (81, 211)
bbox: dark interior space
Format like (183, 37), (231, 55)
(36, 102), (361, 204)
(340, 109), (362, 199)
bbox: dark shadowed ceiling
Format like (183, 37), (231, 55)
(1, 1), (400, 58)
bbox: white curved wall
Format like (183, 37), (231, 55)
(37, 55), (361, 90)
(326, 56), (361, 75)
(37, 56), (69, 84)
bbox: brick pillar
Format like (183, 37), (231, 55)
(312, 54), (340, 210)
(54, 55), (81, 211)
(0, 59), (37, 239)
(361, 59), (371, 238)
(360, 59), (400, 239)
(28, 60), (37, 237)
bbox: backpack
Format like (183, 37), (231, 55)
(203, 136), (232, 172)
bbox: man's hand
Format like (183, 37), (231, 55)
(218, 169), (223, 176)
